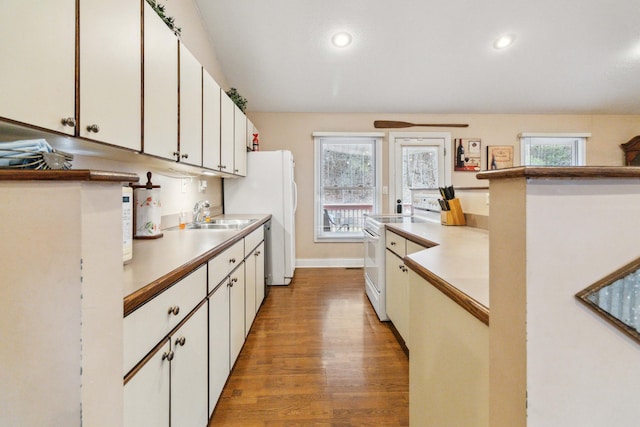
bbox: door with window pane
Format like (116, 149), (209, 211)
(394, 138), (445, 211)
(316, 137), (378, 239)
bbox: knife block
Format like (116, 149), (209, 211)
(441, 198), (466, 226)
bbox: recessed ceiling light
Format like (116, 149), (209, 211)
(331, 32), (352, 48)
(494, 34), (516, 50)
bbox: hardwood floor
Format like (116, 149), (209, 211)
(209, 268), (409, 426)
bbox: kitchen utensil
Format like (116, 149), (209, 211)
(374, 120), (469, 128)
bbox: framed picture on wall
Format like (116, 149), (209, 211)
(454, 138), (481, 171)
(487, 145), (514, 170)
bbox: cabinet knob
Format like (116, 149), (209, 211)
(162, 350), (174, 361)
(234, 169), (239, 173)
(168, 306), (180, 316)
(230, 258), (236, 264)
(255, 251), (260, 256)
(390, 241), (396, 246)
(181, 153), (189, 159)
(220, 165), (227, 169)
(60, 117), (76, 127)
(86, 124), (100, 133)
(175, 336), (186, 346)
(173, 151), (180, 158)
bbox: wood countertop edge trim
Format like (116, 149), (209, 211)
(477, 166), (640, 180)
(123, 216), (270, 316)
(404, 257), (490, 326)
(0, 169), (139, 182)
(385, 225), (439, 248)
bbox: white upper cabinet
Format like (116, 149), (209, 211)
(79, 0), (141, 150)
(233, 105), (247, 176)
(143, 1), (178, 160)
(202, 70), (221, 171)
(220, 92), (235, 173)
(0, 0), (76, 135)
(178, 43), (202, 166)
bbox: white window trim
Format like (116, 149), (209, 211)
(313, 132), (383, 243)
(388, 132), (451, 213)
(519, 132), (591, 166)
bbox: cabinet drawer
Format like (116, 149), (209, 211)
(386, 230), (406, 257)
(407, 240), (427, 255)
(244, 227), (264, 256)
(208, 240), (244, 293)
(124, 266), (206, 374)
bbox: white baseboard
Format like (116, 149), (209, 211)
(295, 258), (364, 268)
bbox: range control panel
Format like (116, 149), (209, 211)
(411, 189), (441, 213)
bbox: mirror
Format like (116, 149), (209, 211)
(576, 257), (640, 345)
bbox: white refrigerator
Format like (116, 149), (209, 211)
(224, 150), (297, 285)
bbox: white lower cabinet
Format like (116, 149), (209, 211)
(229, 264), (246, 368)
(124, 340), (170, 427)
(385, 250), (409, 346)
(208, 279), (230, 416)
(245, 240), (265, 336)
(124, 302), (207, 427)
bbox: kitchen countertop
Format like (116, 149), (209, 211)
(123, 214), (271, 316)
(387, 221), (490, 324)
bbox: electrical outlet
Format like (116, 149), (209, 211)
(199, 180), (207, 192)
(181, 178), (188, 193)
(382, 186), (389, 195)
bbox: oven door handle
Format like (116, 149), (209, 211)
(364, 229), (379, 240)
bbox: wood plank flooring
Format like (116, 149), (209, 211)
(209, 268), (409, 426)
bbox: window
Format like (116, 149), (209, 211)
(520, 133), (590, 166)
(313, 133), (382, 241)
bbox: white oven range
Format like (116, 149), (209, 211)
(363, 192), (441, 321)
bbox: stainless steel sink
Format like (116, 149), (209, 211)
(179, 218), (257, 230)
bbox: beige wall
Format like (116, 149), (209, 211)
(247, 112), (640, 263)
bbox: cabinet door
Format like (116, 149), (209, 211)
(229, 264), (246, 368)
(255, 242), (266, 309)
(208, 280), (230, 415)
(233, 105), (247, 176)
(0, 0), (76, 135)
(79, 0), (141, 149)
(124, 340), (170, 427)
(178, 43), (202, 166)
(143, 1), (178, 160)
(385, 250), (403, 328)
(220, 92), (235, 173)
(246, 118), (255, 151)
(245, 251), (257, 337)
(202, 70), (221, 170)
(171, 303), (208, 427)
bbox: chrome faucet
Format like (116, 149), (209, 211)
(193, 200), (211, 223)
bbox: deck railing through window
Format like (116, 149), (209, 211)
(323, 204), (372, 233)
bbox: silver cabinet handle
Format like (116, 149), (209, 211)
(61, 117), (76, 127)
(162, 350), (174, 361)
(175, 336), (186, 346)
(255, 251), (260, 256)
(168, 306), (180, 316)
(181, 153), (189, 159)
(230, 258), (236, 264)
(390, 241), (396, 246)
(86, 124), (100, 133)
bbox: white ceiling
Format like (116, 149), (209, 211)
(195, 0), (640, 114)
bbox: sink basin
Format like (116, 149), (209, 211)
(180, 218), (257, 231)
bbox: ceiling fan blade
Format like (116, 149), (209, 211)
(374, 120), (468, 128)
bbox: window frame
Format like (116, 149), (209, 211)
(313, 132), (383, 243)
(519, 132), (590, 166)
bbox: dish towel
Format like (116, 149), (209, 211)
(0, 139), (53, 167)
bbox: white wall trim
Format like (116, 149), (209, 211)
(518, 132), (592, 138)
(312, 131), (385, 137)
(296, 258), (364, 268)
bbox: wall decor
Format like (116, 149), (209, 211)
(487, 145), (514, 170)
(576, 256), (640, 345)
(454, 138), (481, 171)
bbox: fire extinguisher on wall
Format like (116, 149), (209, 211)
(252, 133), (259, 151)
